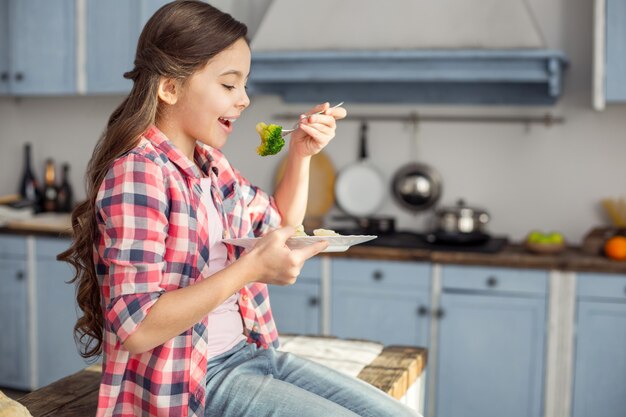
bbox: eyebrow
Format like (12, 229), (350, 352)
(219, 69), (250, 79)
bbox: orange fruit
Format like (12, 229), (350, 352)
(604, 236), (626, 260)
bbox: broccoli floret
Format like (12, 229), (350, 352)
(256, 122), (285, 156)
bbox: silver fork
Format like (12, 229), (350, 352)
(281, 102), (344, 137)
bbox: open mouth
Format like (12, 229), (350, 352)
(218, 117), (234, 128)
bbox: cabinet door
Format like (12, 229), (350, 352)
(572, 300), (626, 417)
(606, 0), (626, 101)
(0, 0), (9, 94)
(330, 259), (431, 347)
(9, 0), (76, 94)
(86, 0), (136, 94)
(86, 0), (171, 94)
(436, 293), (546, 417)
(0, 260), (30, 389)
(35, 238), (86, 388)
(269, 280), (320, 335)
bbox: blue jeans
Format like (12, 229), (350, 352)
(204, 340), (422, 417)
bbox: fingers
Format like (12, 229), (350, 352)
(292, 240), (329, 261)
(307, 102), (330, 115)
(267, 226), (296, 244)
(328, 106), (347, 120)
(299, 122), (333, 139)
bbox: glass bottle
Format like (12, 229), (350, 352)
(56, 163), (74, 213)
(18, 143), (40, 205)
(42, 159), (58, 212)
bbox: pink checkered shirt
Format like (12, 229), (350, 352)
(94, 125), (282, 416)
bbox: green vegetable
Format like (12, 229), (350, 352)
(256, 122), (285, 156)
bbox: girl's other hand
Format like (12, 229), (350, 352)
(290, 102), (347, 158)
(245, 226), (328, 286)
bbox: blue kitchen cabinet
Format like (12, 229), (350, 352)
(86, 0), (171, 94)
(0, 235), (29, 390)
(435, 265), (547, 417)
(4, 0), (76, 95)
(606, 0), (626, 102)
(330, 259), (431, 347)
(572, 273), (626, 417)
(34, 237), (86, 387)
(269, 258), (321, 335)
(0, 235), (86, 390)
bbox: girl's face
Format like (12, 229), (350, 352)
(164, 37), (251, 151)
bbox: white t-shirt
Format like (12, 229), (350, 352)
(200, 178), (246, 359)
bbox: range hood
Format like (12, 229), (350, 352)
(247, 0), (568, 105)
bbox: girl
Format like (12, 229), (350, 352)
(60, 1), (420, 416)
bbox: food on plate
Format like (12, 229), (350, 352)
(604, 236), (626, 261)
(313, 228), (341, 237)
(293, 224), (308, 237)
(255, 122), (285, 156)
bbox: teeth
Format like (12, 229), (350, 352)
(220, 117), (236, 123)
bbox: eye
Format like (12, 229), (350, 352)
(222, 84), (235, 91)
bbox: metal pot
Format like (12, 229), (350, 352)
(391, 162), (442, 212)
(433, 199), (490, 234)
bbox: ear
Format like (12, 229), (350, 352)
(157, 77), (179, 105)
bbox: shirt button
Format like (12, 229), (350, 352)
(222, 230), (229, 239)
(241, 294), (249, 302)
(252, 325), (259, 332)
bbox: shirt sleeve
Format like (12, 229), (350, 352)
(233, 167), (282, 237)
(96, 153), (169, 343)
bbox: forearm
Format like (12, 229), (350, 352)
(122, 256), (256, 354)
(274, 147), (311, 226)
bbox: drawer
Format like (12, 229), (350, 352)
(35, 237), (71, 260)
(332, 259), (431, 290)
(442, 265), (548, 295)
(577, 273), (626, 300)
(0, 235), (27, 259)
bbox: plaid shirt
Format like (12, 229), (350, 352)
(94, 125), (282, 417)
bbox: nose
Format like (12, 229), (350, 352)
(237, 87), (250, 110)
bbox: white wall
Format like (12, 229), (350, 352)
(0, 0), (625, 243)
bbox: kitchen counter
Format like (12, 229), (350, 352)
(327, 244), (626, 274)
(2, 221), (625, 274)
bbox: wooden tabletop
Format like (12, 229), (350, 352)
(19, 345), (427, 416)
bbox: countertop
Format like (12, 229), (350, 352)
(2, 218), (626, 274)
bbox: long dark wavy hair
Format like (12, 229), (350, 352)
(58, 0), (247, 358)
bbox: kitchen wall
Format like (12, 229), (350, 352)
(0, 0), (625, 243)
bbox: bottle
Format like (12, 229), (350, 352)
(56, 163), (74, 213)
(42, 159), (58, 212)
(18, 143), (40, 206)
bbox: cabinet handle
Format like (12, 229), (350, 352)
(0, 72), (8, 82)
(16, 271), (25, 281)
(417, 305), (429, 316)
(486, 276), (498, 288)
(308, 297), (319, 307)
(435, 308), (445, 319)
(15, 72), (24, 82)
(372, 270), (384, 281)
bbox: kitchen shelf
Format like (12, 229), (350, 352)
(249, 49), (569, 106)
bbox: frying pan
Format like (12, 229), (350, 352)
(334, 123), (385, 217)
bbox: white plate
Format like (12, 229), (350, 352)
(223, 235), (377, 253)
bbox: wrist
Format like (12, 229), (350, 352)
(233, 250), (264, 285)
